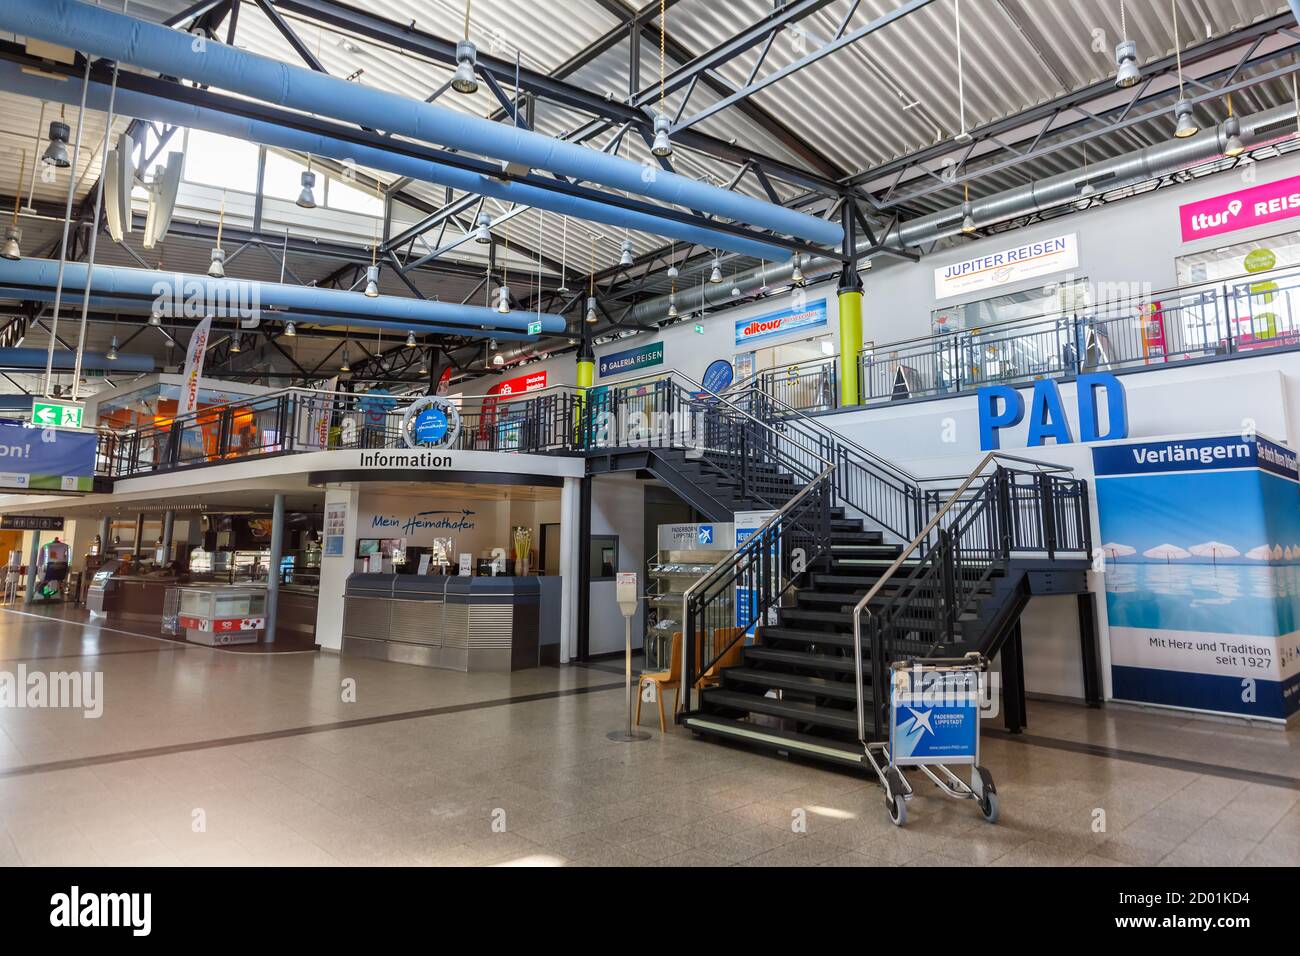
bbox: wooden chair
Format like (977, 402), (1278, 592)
(636, 631), (682, 732)
(699, 625), (748, 687)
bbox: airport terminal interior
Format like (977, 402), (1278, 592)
(0, 0), (1298, 872)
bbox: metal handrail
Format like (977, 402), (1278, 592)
(678, 462), (836, 714)
(849, 451), (1072, 747)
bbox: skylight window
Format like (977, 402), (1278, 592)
(181, 128), (259, 192)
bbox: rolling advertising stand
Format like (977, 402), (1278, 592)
(865, 653), (999, 827)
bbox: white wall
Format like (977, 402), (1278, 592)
(588, 473), (646, 656)
(315, 484), (359, 651)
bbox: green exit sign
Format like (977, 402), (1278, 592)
(527, 319), (542, 336)
(694, 324), (705, 334)
(31, 400), (84, 429)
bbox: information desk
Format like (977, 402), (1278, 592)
(341, 573), (540, 672)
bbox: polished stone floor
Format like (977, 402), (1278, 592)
(0, 607), (1297, 866)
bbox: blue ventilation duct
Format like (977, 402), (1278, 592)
(0, 61), (789, 263)
(0, 0), (841, 248)
(0, 347), (154, 373)
(0, 259), (565, 338)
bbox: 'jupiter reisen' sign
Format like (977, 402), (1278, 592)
(934, 233), (1078, 300)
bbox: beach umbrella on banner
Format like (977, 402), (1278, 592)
(1099, 542), (1136, 563)
(1245, 544), (1275, 561)
(1143, 543), (1191, 564)
(1189, 541), (1240, 567)
(1288, 546), (1296, 561)
(1274, 545), (1286, 561)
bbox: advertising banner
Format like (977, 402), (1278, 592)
(1178, 174), (1300, 242)
(598, 341), (664, 378)
(889, 668), (980, 766)
(1093, 433), (1300, 721)
(487, 370), (547, 397)
(177, 315), (212, 417)
(934, 234), (1078, 300)
(734, 298), (827, 347)
(734, 511), (777, 635)
(0, 420), (96, 492)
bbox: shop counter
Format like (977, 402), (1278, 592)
(341, 573), (540, 671)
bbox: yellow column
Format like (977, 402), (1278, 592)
(837, 282), (863, 408)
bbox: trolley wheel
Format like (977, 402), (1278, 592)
(886, 793), (907, 827)
(974, 766), (999, 823)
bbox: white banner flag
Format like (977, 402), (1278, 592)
(178, 316), (213, 416)
(301, 376), (338, 450)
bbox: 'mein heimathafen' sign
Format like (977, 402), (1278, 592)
(0, 420), (97, 493)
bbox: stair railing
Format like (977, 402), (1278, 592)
(851, 453), (1090, 747)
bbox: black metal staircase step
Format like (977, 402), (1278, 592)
(680, 714), (868, 767)
(829, 543), (906, 557)
(744, 646), (859, 674)
(760, 626), (856, 648)
(722, 667), (864, 702)
(701, 688), (859, 732)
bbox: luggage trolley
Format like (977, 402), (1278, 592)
(864, 653), (999, 827)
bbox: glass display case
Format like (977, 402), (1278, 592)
(176, 585), (267, 646)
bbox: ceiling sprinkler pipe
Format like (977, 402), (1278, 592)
(0, 0), (841, 247)
(0, 257), (565, 334)
(0, 61), (790, 263)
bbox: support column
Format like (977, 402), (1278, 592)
(1077, 592), (1102, 707)
(160, 510), (175, 561)
(1001, 620), (1027, 733)
(576, 476), (592, 661)
(836, 207), (863, 409)
(133, 513), (145, 557)
(558, 476), (582, 664)
(314, 484), (360, 651)
(575, 325), (594, 448)
(23, 531), (40, 604)
(264, 493), (285, 644)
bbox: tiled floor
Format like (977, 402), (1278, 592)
(0, 607), (1297, 866)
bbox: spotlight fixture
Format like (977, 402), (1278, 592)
(474, 213), (492, 244)
(418, 354), (429, 376)
(667, 294), (678, 319)
(106, 336), (119, 361)
(284, 321), (297, 337)
(496, 284), (511, 314)
(296, 170), (318, 208)
(650, 114), (673, 158)
(619, 239), (634, 268)
(405, 330), (417, 348)
(1173, 97), (1198, 139)
(42, 120), (71, 168)
(363, 264), (380, 298)
(1114, 39), (1140, 89)
(1, 227), (20, 261)
(492, 353), (505, 367)
(207, 247), (225, 278)
(556, 273), (571, 295)
(339, 344), (351, 373)
(1223, 99), (1245, 158)
(790, 255), (805, 286)
(585, 296), (597, 324)
(229, 334), (242, 354)
(452, 40), (480, 95)
(708, 257), (723, 284)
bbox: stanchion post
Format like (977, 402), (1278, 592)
(608, 570), (650, 742)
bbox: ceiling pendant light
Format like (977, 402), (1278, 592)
(418, 353), (429, 376)
(651, 114), (673, 158)
(620, 238), (634, 268)
(953, 0), (972, 144)
(1171, 3), (1197, 139)
(149, 308), (163, 327)
(1223, 94), (1245, 158)
(364, 264), (380, 297)
(1075, 142), (1096, 210)
(1114, 3), (1140, 88)
(42, 119), (71, 168)
(557, 217), (571, 293)
(453, 41), (479, 95)
(790, 255), (805, 286)
(3, 152), (24, 260)
(106, 336), (119, 361)
(496, 283), (511, 313)
(208, 190), (227, 277)
(960, 185), (977, 234)
(585, 296), (598, 324)
(339, 343), (351, 373)
(708, 256), (723, 284)
(297, 168), (318, 208)
(474, 212), (492, 244)
(405, 330), (417, 349)
(667, 293), (678, 319)
(584, 233), (598, 325)
(284, 321), (296, 337)
(229, 334), (242, 354)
